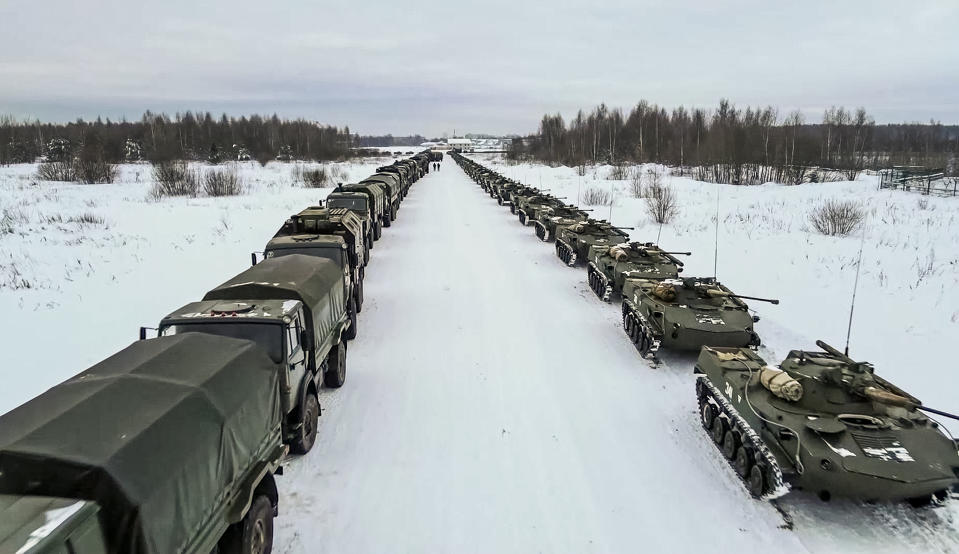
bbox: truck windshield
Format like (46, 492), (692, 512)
(161, 323), (284, 363)
(266, 247), (343, 266)
(328, 197), (368, 212)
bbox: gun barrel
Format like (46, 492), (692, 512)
(816, 340), (854, 363)
(709, 290), (779, 304)
(663, 251), (692, 256)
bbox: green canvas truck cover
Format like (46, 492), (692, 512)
(0, 334), (282, 554)
(203, 254), (345, 343)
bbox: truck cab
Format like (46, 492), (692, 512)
(159, 300), (315, 449)
(157, 255), (352, 454)
(264, 234), (362, 314)
(325, 190), (375, 249)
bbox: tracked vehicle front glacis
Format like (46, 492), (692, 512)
(695, 342), (959, 502)
(586, 242), (688, 301)
(555, 219), (631, 266)
(621, 277), (776, 358)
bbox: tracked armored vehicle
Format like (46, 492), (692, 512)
(555, 219), (631, 266)
(586, 242), (688, 301)
(695, 341), (959, 502)
(507, 187), (549, 215)
(532, 204), (590, 242)
(515, 193), (566, 226)
(621, 277), (777, 358)
(492, 180), (524, 204)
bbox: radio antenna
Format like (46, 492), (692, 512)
(713, 185), (720, 279)
(844, 217), (868, 356)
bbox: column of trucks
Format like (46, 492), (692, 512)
(0, 151), (434, 554)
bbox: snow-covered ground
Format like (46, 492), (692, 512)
(1, 156), (957, 552)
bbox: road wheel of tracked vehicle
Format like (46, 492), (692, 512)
(699, 395), (718, 431)
(722, 429), (741, 460)
(324, 340), (347, 388)
(290, 392), (319, 455)
(735, 444), (755, 478)
(219, 494), (273, 554)
(344, 298), (357, 340)
(747, 464), (766, 497)
(710, 416), (728, 445)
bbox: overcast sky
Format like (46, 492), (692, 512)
(1, 0), (957, 136)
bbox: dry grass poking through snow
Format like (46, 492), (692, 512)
(809, 199), (865, 236)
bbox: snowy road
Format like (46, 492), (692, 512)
(274, 161), (806, 553)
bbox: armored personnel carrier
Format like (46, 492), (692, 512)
(586, 242), (688, 301)
(621, 277), (777, 358)
(492, 180), (524, 205)
(515, 193), (566, 226)
(695, 341), (959, 502)
(507, 187), (550, 215)
(555, 219), (631, 266)
(532, 204), (590, 242)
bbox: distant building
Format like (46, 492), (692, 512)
(448, 138), (474, 152)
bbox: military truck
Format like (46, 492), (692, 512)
(586, 242), (688, 301)
(263, 233), (364, 314)
(532, 204), (590, 242)
(695, 341), (959, 501)
(332, 182), (387, 240)
(621, 277), (776, 359)
(377, 164), (411, 197)
(276, 205), (368, 278)
(0, 334), (287, 554)
(555, 219), (631, 266)
(361, 173), (401, 223)
(326, 187), (376, 249)
(158, 254), (351, 454)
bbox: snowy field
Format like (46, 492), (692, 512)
(1, 156), (958, 552)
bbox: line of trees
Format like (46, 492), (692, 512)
(511, 100), (959, 184)
(0, 112), (355, 165)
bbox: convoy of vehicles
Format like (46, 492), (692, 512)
(451, 151), (959, 503)
(0, 152), (429, 553)
(1, 149), (956, 554)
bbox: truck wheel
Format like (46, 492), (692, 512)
(356, 280), (365, 312)
(291, 392), (319, 455)
(391, 204), (398, 221)
(324, 340), (347, 388)
(344, 298), (357, 340)
(219, 495), (273, 554)
(383, 213), (392, 228)
(364, 239), (370, 263)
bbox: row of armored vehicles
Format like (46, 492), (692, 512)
(0, 152), (434, 553)
(452, 152), (959, 505)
